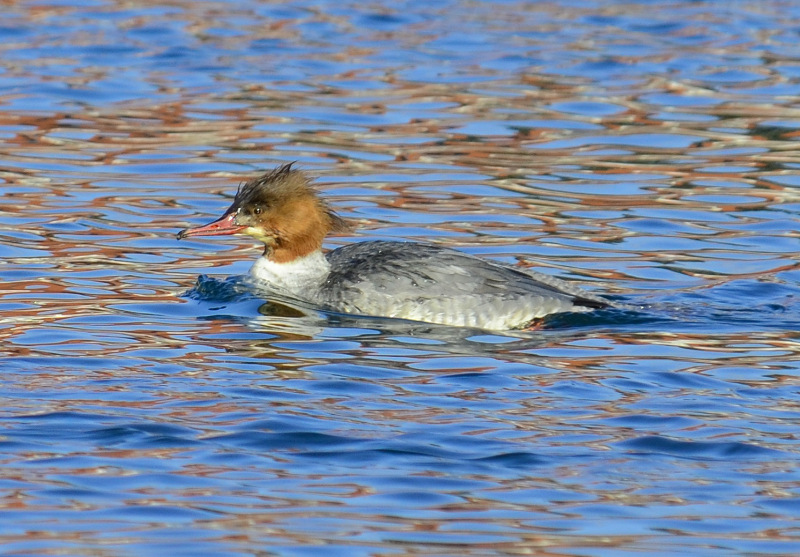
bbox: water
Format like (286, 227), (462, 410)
(1, 1), (799, 554)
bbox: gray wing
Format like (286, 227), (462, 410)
(320, 241), (607, 328)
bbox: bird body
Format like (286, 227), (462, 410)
(179, 165), (609, 329)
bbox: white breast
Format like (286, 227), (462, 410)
(248, 250), (331, 298)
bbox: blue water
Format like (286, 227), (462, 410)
(1, 1), (800, 554)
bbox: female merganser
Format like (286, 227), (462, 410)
(178, 164), (610, 329)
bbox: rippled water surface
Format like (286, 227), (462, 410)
(2, 1), (800, 554)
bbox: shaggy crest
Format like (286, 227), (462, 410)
(227, 163), (348, 233)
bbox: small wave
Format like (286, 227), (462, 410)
(618, 435), (784, 459)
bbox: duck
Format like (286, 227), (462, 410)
(178, 164), (610, 329)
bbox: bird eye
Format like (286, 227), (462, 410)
(254, 206), (262, 215)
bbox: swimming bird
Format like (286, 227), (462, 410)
(178, 164), (609, 329)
